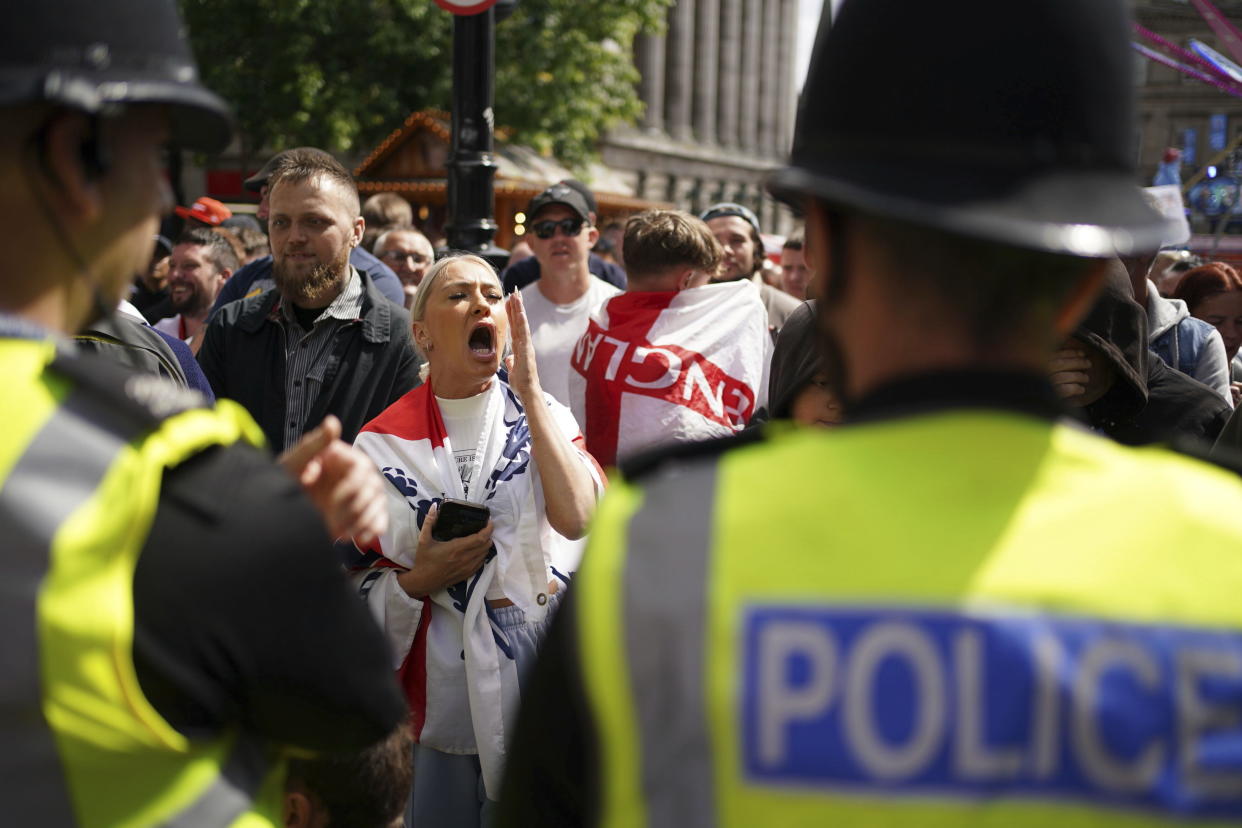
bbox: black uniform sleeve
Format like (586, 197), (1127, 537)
(496, 590), (599, 827)
(132, 441), (408, 752)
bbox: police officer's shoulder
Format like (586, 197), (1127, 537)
(619, 426), (770, 483)
(1171, 433), (1242, 479)
(51, 345), (210, 432)
(76, 314), (188, 387)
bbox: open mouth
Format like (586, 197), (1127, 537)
(468, 324), (495, 358)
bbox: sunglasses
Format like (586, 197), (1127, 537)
(532, 218), (584, 239)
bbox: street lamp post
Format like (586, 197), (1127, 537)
(445, 4), (509, 270)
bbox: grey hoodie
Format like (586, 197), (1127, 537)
(1146, 279), (1232, 404)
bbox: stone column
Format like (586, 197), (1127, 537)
(776, 0), (798, 154)
(636, 32), (667, 134)
(666, 0), (696, 143)
(759, 0), (782, 157)
(717, 0), (743, 148)
(693, 0), (720, 145)
(739, 0), (762, 152)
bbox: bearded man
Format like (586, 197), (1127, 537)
(154, 227), (237, 354)
(199, 149), (421, 448)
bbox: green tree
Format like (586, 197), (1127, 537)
(179, 0), (669, 169)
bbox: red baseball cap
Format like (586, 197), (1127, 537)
(174, 196), (232, 226)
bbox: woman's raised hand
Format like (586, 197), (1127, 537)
(505, 291), (542, 403)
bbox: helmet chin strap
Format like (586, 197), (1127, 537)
(24, 116), (115, 334)
(817, 207), (854, 413)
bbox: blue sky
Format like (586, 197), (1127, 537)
(796, 0), (837, 91)
(796, 0), (826, 90)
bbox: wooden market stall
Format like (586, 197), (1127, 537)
(352, 110), (665, 250)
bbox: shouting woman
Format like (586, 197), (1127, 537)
(350, 254), (604, 826)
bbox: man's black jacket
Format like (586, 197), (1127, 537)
(197, 270), (421, 449)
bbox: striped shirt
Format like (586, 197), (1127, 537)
(276, 268), (364, 450)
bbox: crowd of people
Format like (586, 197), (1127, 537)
(9, 0), (1242, 826)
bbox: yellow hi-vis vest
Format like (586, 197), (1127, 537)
(0, 334), (284, 827)
(577, 412), (1242, 828)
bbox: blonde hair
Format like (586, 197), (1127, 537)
(409, 254), (502, 381)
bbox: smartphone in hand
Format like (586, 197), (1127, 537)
(432, 498), (491, 542)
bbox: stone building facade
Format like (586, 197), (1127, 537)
(1134, 0), (1242, 183)
(600, 0), (804, 236)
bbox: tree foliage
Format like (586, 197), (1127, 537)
(179, 0), (669, 169)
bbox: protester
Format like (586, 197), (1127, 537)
(761, 300), (843, 426)
(174, 195), (232, 228)
(518, 183), (621, 407)
(1173, 261), (1242, 396)
(568, 209), (771, 466)
(283, 726), (413, 828)
(234, 224), (271, 264)
(198, 149), (421, 449)
(591, 235), (619, 267)
(1051, 260), (1231, 447)
(599, 218), (627, 270)
(349, 255), (603, 826)
(130, 235), (174, 323)
(778, 227), (812, 300)
(211, 147), (406, 311)
(506, 238), (534, 269)
(500, 0), (1242, 824)
(154, 227), (238, 354)
(362, 192), (415, 252)
(0, 0), (407, 823)
(701, 202), (800, 337)
(374, 225), (435, 309)
(1126, 252), (1231, 403)
(1150, 248), (1200, 296)
(501, 179), (627, 292)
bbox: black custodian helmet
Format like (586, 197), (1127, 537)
(0, 0), (232, 153)
(768, 0), (1174, 257)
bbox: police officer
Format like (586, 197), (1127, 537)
(0, 1), (405, 825)
(501, 0), (1242, 825)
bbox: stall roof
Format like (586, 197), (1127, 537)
(353, 109), (667, 213)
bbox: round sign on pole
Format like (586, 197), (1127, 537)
(434, 0), (499, 14)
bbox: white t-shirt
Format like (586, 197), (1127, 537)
(435, 391), (490, 499)
(435, 389), (505, 600)
(153, 313), (186, 342)
(520, 277), (620, 410)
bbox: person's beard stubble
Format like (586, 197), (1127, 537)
(274, 241), (351, 308)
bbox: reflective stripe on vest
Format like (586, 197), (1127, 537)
(1, 338), (277, 827)
(0, 384), (116, 824)
(160, 733), (269, 828)
(622, 460), (718, 828)
(577, 458), (721, 828)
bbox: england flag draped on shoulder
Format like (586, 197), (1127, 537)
(569, 279), (772, 467)
(348, 374), (602, 799)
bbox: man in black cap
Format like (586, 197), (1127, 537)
(700, 201), (800, 337)
(501, 0), (1242, 824)
(210, 146), (406, 313)
(0, 0), (405, 823)
(518, 182), (620, 407)
(501, 178), (627, 294)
